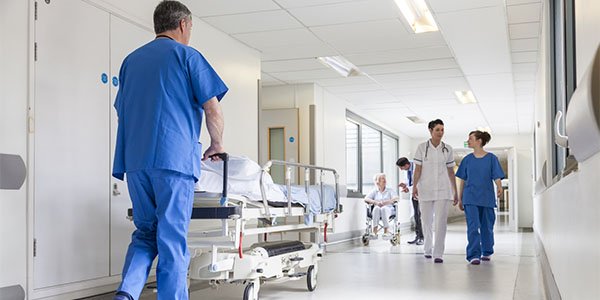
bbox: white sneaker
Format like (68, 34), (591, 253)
(369, 233), (378, 240)
(382, 233), (392, 240)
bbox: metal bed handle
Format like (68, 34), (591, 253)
(209, 152), (229, 206)
(260, 160), (341, 215)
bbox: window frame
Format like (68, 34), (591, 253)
(346, 110), (399, 194)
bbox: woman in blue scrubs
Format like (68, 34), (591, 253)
(456, 131), (505, 265)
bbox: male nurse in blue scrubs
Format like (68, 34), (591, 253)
(111, 1), (228, 299)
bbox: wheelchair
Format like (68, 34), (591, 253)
(361, 201), (401, 246)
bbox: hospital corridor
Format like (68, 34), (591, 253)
(1, 0), (599, 300)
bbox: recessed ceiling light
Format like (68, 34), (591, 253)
(317, 56), (362, 77)
(455, 90), (477, 104)
(407, 116), (425, 124)
(395, 0), (439, 33)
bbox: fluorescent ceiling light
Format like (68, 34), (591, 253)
(454, 90), (477, 104)
(395, 0), (439, 33)
(477, 126), (492, 133)
(317, 56), (362, 77)
(407, 116), (425, 124)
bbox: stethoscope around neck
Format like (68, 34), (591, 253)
(424, 140), (449, 159)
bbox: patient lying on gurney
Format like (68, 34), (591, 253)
(195, 156), (337, 222)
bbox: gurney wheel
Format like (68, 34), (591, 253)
(243, 282), (258, 300)
(361, 234), (370, 246)
(307, 265), (318, 291)
(390, 234), (400, 246)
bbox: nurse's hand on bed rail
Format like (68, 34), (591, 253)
(208, 152), (229, 161)
(202, 144), (226, 161)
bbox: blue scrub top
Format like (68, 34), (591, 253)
(112, 37), (228, 181)
(455, 153), (505, 208)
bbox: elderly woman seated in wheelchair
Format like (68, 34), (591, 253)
(362, 173), (400, 246)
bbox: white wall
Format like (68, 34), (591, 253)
(532, 0), (600, 298)
(0, 0), (29, 293)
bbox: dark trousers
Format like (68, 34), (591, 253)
(412, 198), (424, 239)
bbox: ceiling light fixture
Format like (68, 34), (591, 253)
(395, 0), (439, 33)
(454, 90), (477, 104)
(407, 116), (425, 124)
(317, 56), (362, 77)
(477, 126), (492, 133)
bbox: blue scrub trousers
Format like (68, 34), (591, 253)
(118, 169), (195, 300)
(464, 204), (496, 261)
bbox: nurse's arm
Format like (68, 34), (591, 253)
(202, 97), (225, 161)
(412, 164), (422, 199)
(495, 179), (503, 197)
(447, 167), (458, 205)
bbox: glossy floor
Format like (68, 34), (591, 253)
(89, 217), (546, 300)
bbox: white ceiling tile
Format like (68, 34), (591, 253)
(514, 80), (535, 90)
(311, 20), (445, 53)
(182, 0), (280, 17)
(434, 6), (512, 75)
(509, 22), (540, 39)
(513, 63), (537, 73)
(512, 51), (538, 63)
(287, 0), (401, 27)
(269, 69), (342, 81)
(260, 44), (337, 61)
(274, 0), (355, 9)
(516, 95), (534, 102)
(428, 0), (503, 13)
(233, 28), (323, 49)
(513, 72), (537, 81)
(262, 58), (327, 73)
(315, 76), (377, 87)
(506, 0), (540, 5)
(511, 38), (539, 52)
(345, 46), (453, 66)
(202, 10), (303, 34)
(467, 73), (515, 102)
(324, 84), (382, 94)
(360, 58), (458, 75)
(381, 77), (469, 90)
(371, 69), (464, 83)
(507, 3), (542, 24)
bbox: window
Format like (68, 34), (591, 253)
(549, 0), (576, 178)
(345, 110), (399, 194)
(345, 120), (359, 191)
(382, 134), (399, 194)
(361, 125), (381, 194)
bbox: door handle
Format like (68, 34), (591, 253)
(554, 111), (569, 148)
(112, 183), (121, 196)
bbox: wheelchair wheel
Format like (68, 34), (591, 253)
(361, 234), (370, 246)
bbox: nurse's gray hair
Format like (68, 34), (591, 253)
(153, 1), (192, 34)
(373, 173), (386, 184)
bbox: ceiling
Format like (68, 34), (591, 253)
(182, 0), (542, 138)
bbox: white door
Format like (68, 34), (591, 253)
(34, 0), (110, 288)
(109, 15), (153, 276)
(260, 109), (299, 184)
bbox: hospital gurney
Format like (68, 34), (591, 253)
(126, 154), (341, 300)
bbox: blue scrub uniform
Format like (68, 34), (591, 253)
(455, 153), (504, 261)
(112, 37), (228, 299)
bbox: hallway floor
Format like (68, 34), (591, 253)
(88, 218), (546, 300)
(187, 218), (545, 300)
